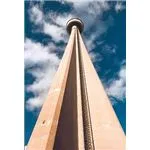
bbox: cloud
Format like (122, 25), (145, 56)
(89, 51), (103, 63)
(25, 38), (60, 111)
(24, 39), (60, 68)
(29, 1), (112, 48)
(43, 23), (66, 42)
(65, 0), (109, 13)
(50, 13), (74, 28)
(101, 44), (117, 55)
(106, 65), (126, 101)
(29, 5), (67, 43)
(115, 1), (125, 13)
(29, 5), (43, 25)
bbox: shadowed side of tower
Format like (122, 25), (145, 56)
(53, 26), (78, 149)
(27, 18), (125, 150)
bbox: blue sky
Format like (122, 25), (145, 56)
(25, 0), (126, 146)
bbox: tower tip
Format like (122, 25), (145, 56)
(66, 18), (84, 34)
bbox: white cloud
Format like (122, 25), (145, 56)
(29, 5), (43, 25)
(29, 1), (111, 46)
(115, 2), (125, 13)
(65, 0), (109, 13)
(43, 23), (66, 42)
(53, 13), (74, 27)
(26, 65), (57, 111)
(25, 39), (60, 111)
(24, 39), (59, 68)
(26, 96), (45, 111)
(89, 51), (103, 63)
(102, 44), (117, 54)
(29, 5), (69, 43)
(106, 65), (126, 101)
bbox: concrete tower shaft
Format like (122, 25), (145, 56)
(27, 18), (125, 150)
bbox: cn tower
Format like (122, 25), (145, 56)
(27, 18), (125, 150)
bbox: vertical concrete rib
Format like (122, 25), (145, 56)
(75, 27), (85, 150)
(77, 29), (95, 150)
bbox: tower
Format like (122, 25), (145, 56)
(27, 18), (125, 150)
